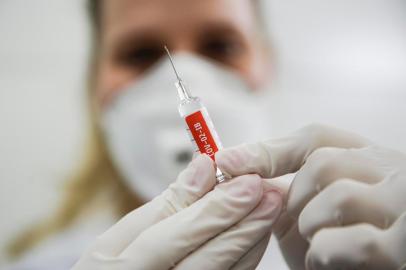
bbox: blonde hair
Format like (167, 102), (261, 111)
(7, 0), (143, 257)
(7, 113), (143, 258)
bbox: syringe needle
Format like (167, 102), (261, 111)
(164, 45), (192, 100)
(164, 46), (182, 81)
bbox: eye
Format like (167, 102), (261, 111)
(117, 44), (164, 71)
(199, 35), (244, 64)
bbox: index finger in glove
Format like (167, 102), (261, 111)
(88, 154), (216, 257)
(119, 174), (264, 269)
(216, 124), (369, 179)
(175, 187), (282, 270)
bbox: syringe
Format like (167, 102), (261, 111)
(164, 46), (227, 183)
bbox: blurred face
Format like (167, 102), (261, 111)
(96, 0), (269, 106)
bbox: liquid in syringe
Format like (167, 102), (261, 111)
(164, 46), (227, 183)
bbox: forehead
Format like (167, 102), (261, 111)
(101, 0), (256, 40)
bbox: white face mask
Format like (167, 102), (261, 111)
(101, 54), (271, 200)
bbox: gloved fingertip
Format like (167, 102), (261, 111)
(215, 147), (247, 176)
(190, 154), (215, 169)
(176, 154), (217, 194)
(262, 178), (290, 210)
(214, 149), (227, 166)
(263, 189), (283, 216)
(218, 174), (263, 203)
(246, 189), (283, 225)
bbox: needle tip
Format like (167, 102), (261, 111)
(163, 45), (181, 81)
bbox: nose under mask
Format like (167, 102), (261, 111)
(101, 54), (271, 200)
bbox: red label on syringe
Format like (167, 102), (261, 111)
(185, 110), (219, 160)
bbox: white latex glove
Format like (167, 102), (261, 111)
(216, 124), (406, 270)
(72, 154), (282, 270)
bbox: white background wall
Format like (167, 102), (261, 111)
(0, 0), (90, 265)
(1, 0), (406, 267)
(260, 1), (406, 150)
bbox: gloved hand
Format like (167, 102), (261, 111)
(216, 124), (406, 270)
(72, 154), (282, 270)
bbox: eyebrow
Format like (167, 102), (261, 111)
(197, 22), (249, 42)
(109, 29), (166, 53)
(106, 19), (247, 52)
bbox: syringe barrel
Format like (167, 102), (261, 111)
(179, 97), (223, 158)
(178, 97), (226, 183)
